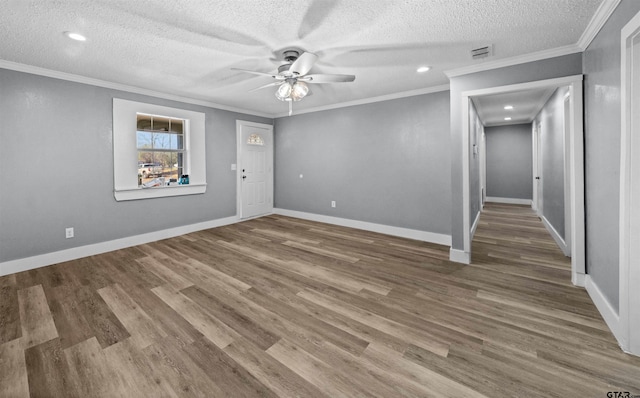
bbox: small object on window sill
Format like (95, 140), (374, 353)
(142, 177), (165, 188)
(179, 174), (189, 185)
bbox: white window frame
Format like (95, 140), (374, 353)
(113, 98), (206, 201)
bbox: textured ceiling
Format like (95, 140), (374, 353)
(0, 0), (604, 117)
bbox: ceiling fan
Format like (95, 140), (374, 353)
(232, 50), (356, 115)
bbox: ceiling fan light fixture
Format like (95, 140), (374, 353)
(275, 82), (292, 101)
(290, 81), (309, 101)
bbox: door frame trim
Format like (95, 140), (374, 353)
(456, 74), (585, 286)
(236, 120), (274, 220)
(619, 10), (640, 356)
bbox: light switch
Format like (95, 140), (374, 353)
(231, 164), (237, 170)
(299, 174), (303, 179)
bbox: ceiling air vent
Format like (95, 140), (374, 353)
(471, 44), (493, 59)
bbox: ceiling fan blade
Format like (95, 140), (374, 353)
(230, 68), (279, 79)
(248, 81), (284, 92)
(290, 52), (318, 76)
(303, 74), (355, 83)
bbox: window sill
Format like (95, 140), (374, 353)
(114, 183), (206, 201)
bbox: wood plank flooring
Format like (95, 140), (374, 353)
(1, 203), (639, 397)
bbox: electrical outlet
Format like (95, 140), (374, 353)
(65, 227), (74, 239)
(331, 201), (336, 208)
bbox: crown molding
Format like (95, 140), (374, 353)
(0, 60), (273, 119)
(577, 0), (621, 50)
(445, 44), (582, 78)
(445, 0), (620, 79)
(273, 84), (450, 118)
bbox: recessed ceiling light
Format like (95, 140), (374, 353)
(504, 117), (512, 121)
(417, 66), (431, 73)
(504, 105), (514, 110)
(64, 31), (86, 41)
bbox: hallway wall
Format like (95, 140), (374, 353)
(485, 123), (533, 200)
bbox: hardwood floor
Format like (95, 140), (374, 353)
(1, 203), (639, 397)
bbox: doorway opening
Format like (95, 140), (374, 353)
(458, 75), (585, 287)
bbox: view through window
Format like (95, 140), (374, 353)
(136, 114), (185, 186)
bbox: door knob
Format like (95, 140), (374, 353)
(535, 176), (540, 180)
(242, 175), (247, 180)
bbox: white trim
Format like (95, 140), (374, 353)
(540, 215), (570, 257)
(445, 44), (582, 78)
(568, 81), (586, 279)
(0, 215), (238, 277)
(532, 123), (539, 213)
(459, 74), (585, 284)
(461, 97), (471, 260)
(470, 209), (481, 239)
(462, 75), (583, 97)
(573, 272), (586, 288)
(619, 10), (640, 356)
(114, 184), (207, 201)
(112, 98), (207, 201)
(0, 60), (272, 118)
(485, 197), (533, 206)
(273, 84), (450, 118)
(273, 208), (452, 246)
(563, 93), (573, 257)
(449, 248), (470, 264)
(577, 0), (622, 50)
(585, 275), (623, 349)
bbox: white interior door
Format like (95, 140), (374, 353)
(237, 121), (273, 219)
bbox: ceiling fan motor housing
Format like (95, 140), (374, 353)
(282, 50), (300, 63)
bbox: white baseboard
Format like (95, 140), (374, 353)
(0, 215), (239, 277)
(449, 248), (470, 264)
(471, 210), (481, 239)
(540, 215), (570, 257)
(585, 275), (623, 346)
(486, 196), (533, 206)
(273, 208), (452, 246)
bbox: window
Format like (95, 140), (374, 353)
(136, 114), (185, 185)
(113, 99), (206, 201)
(247, 133), (264, 146)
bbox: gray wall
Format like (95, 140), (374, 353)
(449, 53), (583, 251)
(485, 123), (532, 200)
(0, 68), (271, 263)
(583, 0), (640, 311)
(535, 88), (568, 238)
(274, 91), (451, 235)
